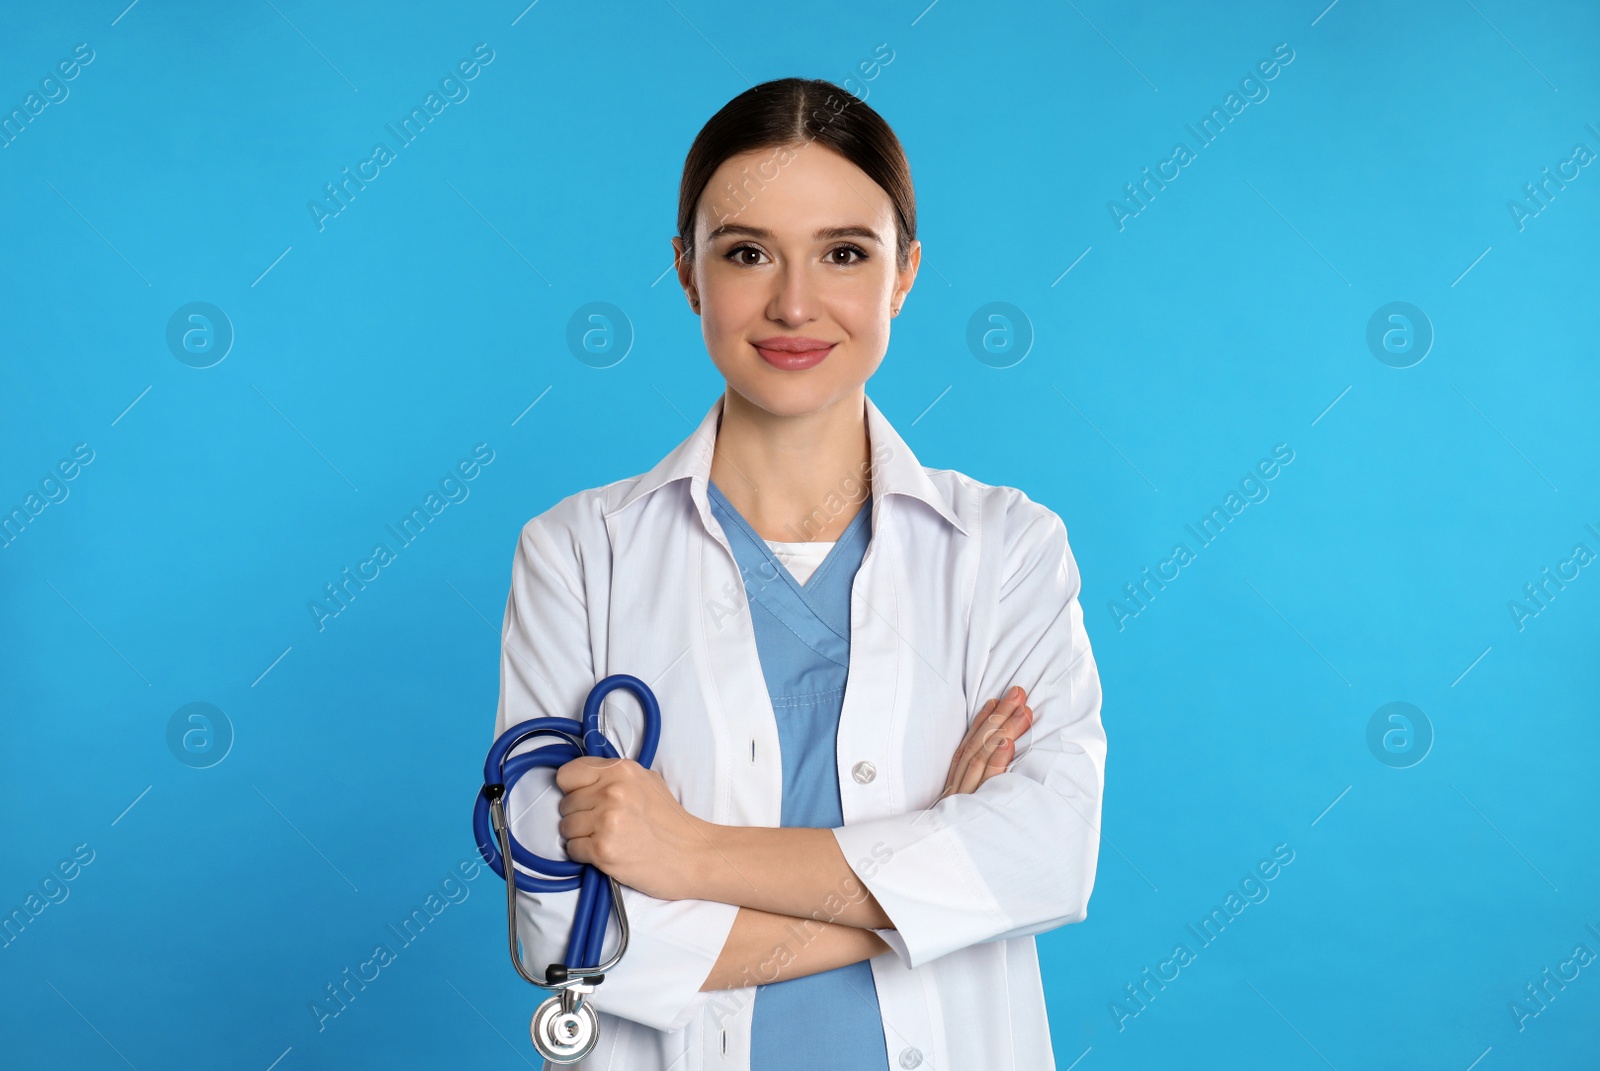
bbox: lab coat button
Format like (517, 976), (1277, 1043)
(898, 1047), (923, 1068)
(851, 760), (876, 784)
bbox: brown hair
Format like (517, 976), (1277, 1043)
(676, 78), (916, 271)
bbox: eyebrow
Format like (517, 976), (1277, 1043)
(705, 222), (886, 246)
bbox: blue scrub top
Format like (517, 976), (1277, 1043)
(707, 479), (891, 1071)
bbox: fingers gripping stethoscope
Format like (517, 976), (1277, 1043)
(474, 673), (661, 1065)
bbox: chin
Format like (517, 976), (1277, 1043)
(727, 371), (857, 419)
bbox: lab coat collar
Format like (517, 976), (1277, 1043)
(605, 392), (969, 538)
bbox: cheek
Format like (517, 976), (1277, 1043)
(697, 313), (752, 389)
(701, 308), (750, 374)
(833, 299), (891, 362)
(698, 274), (761, 337)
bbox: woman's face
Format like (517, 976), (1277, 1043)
(673, 140), (920, 418)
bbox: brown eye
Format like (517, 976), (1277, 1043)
(830, 244), (868, 265)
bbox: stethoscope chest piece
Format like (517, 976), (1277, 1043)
(531, 985), (599, 1065)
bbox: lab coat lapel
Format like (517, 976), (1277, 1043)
(600, 484), (723, 815)
(696, 484), (786, 829)
(600, 396), (782, 831)
(709, 488), (852, 671)
(836, 487), (905, 823)
(599, 391), (966, 836)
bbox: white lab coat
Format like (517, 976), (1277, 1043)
(494, 392), (1106, 1070)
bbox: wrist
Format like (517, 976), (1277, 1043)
(681, 817), (728, 901)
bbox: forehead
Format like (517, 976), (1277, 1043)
(696, 141), (894, 238)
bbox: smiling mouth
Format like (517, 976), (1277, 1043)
(752, 341), (835, 369)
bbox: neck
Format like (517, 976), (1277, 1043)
(709, 388), (872, 542)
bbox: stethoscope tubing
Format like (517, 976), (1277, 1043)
(474, 674), (662, 978)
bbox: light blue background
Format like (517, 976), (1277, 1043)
(3, 1), (1597, 1068)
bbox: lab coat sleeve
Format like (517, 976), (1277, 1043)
(832, 498), (1106, 969)
(495, 513), (738, 1034)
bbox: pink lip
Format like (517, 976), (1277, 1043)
(752, 339), (836, 370)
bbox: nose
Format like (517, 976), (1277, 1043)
(766, 262), (820, 326)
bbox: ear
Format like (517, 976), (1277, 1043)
(891, 238), (921, 317)
(672, 236), (700, 313)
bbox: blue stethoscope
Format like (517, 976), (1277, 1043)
(474, 674), (661, 1065)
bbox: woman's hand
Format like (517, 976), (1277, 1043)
(555, 755), (709, 901)
(939, 685), (1033, 801)
(555, 686), (1034, 898)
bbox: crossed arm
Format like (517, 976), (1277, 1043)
(704, 906), (891, 991)
(553, 688), (1035, 991)
(694, 825), (894, 990)
(502, 502), (1101, 1014)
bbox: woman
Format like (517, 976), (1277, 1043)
(494, 77), (1106, 1070)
